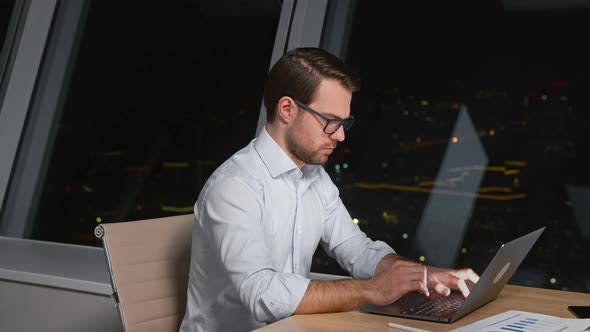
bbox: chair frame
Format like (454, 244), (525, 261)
(94, 214), (193, 332)
(95, 224), (126, 330)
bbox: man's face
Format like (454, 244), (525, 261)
(286, 78), (352, 167)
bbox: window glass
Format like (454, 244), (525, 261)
(30, 0), (280, 245)
(0, 0), (16, 230)
(0, 0), (16, 76)
(317, 1), (590, 293)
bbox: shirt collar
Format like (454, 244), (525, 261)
(254, 127), (323, 180)
(255, 127), (298, 178)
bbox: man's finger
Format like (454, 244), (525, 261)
(434, 283), (450, 296)
(453, 268), (480, 284)
(456, 278), (470, 297)
(422, 267), (430, 297)
(467, 269), (480, 283)
(412, 280), (429, 297)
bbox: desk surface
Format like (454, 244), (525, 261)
(258, 285), (590, 331)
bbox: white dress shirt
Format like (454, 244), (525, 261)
(179, 128), (395, 332)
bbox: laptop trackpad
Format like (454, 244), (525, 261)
(360, 292), (429, 315)
(394, 292), (431, 311)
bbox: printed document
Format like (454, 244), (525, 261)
(450, 310), (590, 332)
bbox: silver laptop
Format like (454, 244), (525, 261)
(360, 227), (545, 323)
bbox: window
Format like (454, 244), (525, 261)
(0, 0), (17, 231)
(29, 0), (280, 245)
(316, 1), (590, 293)
(0, 0), (16, 87)
(0, 1), (15, 42)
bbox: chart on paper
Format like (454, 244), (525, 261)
(450, 310), (590, 332)
(502, 316), (568, 331)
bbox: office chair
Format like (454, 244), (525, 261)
(95, 214), (194, 332)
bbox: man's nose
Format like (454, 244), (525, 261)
(330, 125), (346, 142)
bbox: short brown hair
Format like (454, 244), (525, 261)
(263, 47), (360, 122)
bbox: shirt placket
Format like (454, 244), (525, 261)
(291, 171), (304, 274)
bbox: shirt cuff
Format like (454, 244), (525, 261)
(259, 273), (311, 322)
(353, 240), (396, 279)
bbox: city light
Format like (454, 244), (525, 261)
(461, 248), (467, 254)
(96, 217), (102, 223)
(419, 256), (425, 262)
(550, 278), (557, 284)
(402, 233), (408, 240)
(489, 129), (496, 136)
(479, 186), (513, 193)
(452, 137), (458, 143)
(487, 166), (506, 172)
(163, 161), (189, 168)
(343, 163), (349, 169)
(418, 180), (435, 187)
(504, 169), (520, 176)
(161, 205), (193, 213)
(505, 160), (527, 167)
(352, 218), (359, 224)
(354, 182), (527, 201)
(126, 165), (147, 171)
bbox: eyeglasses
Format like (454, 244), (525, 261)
(293, 100), (355, 135)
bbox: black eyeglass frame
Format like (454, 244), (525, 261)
(293, 99), (355, 134)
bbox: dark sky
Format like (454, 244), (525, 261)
(347, 1), (590, 89)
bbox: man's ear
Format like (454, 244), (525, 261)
(276, 96), (296, 124)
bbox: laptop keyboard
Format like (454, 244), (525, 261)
(401, 292), (464, 317)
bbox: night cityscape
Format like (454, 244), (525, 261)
(22, 0), (590, 295)
(317, 82), (590, 293)
(311, 1), (590, 293)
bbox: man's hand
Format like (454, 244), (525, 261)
(425, 266), (480, 298)
(371, 254), (480, 302)
(368, 255), (431, 305)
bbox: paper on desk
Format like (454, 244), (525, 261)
(450, 310), (590, 332)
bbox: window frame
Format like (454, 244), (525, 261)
(0, 0), (59, 236)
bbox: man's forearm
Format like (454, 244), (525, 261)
(293, 254), (437, 315)
(294, 279), (376, 314)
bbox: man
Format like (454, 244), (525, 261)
(179, 48), (479, 331)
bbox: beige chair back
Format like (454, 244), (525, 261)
(95, 214), (193, 332)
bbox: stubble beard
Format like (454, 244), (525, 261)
(286, 132), (336, 166)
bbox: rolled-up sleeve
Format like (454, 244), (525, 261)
(317, 175), (396, 279)
(198, 176), (309, 322)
